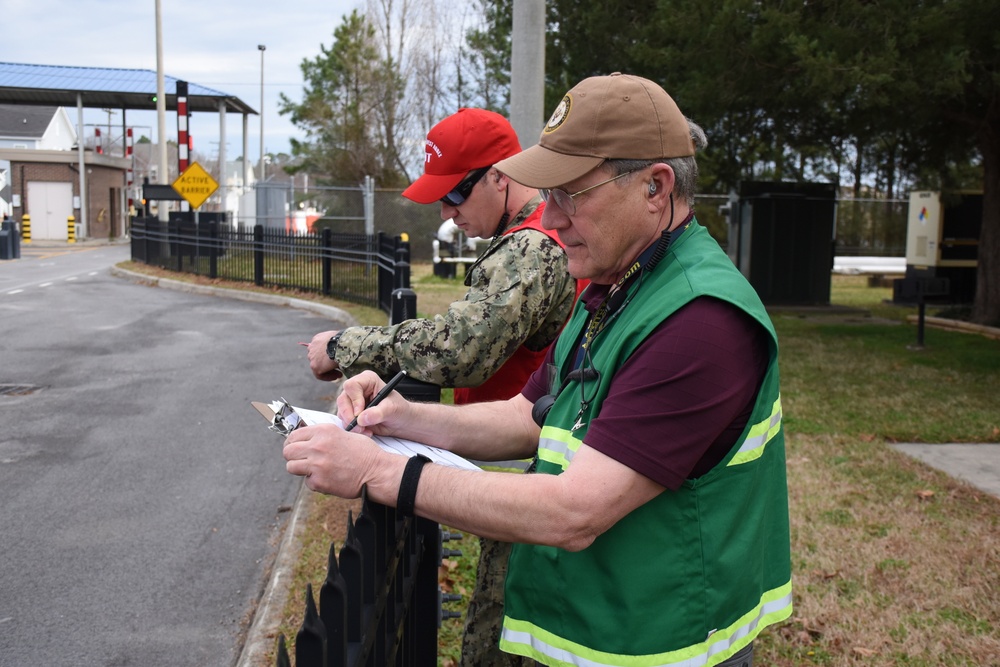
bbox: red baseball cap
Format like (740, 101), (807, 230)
(402, 108), (523, 204)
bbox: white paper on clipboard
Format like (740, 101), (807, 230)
(251, 400), (481, 472)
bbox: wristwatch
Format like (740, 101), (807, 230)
(326, 331), (344, 361)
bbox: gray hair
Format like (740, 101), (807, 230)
(605, 118), (708, 207)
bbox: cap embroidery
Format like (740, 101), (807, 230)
(425, 140), (443, 163)
(544, 94), (572, 134)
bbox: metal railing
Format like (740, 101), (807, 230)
(264, 280), (454, 666)
(129, 217), (408, 313)
(274, 490), (461, 667)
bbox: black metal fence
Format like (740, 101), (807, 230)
(267, 295), (455, 666)
(275, 490), (456, 667)
(129, 216), (409, 313)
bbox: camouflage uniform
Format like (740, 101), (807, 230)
(331, 199), (575, 389)
(461, 537), (533, 666)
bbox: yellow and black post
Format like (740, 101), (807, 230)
(21, 214), (31, 244)
(67, 215), (76, 243)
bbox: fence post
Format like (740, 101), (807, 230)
(319, 541), (348, 666)
(138, 217), (150, 263)
(414, 516), (443, 663)
(254, 224), (265, 286)
(363, 175), (375, 236)
(395, 237), (411, 289)
(171, 219), (184, 272)
(340, 514), (364, 646)
(322, 228), (332, 296)
(295, 584), (327, 666)
(209, 222), (219, 279)
(391, 236), (416, 325)
(275, 636), (292, 667)
(148, 217), (159, 265)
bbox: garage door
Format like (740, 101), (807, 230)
(26, 181), (73, 240)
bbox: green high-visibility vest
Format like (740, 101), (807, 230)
(501, 221), (793, 667)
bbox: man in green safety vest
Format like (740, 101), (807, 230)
(283, 73), (792, 667)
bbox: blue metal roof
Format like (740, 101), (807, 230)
(0, 62), (256, 115)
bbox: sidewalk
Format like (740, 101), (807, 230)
(892, 443), (1000, 498)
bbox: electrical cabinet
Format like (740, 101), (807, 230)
(894, 191), (981, 304)
(727, 181), (837, 305)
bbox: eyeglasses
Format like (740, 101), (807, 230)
(441, 166), (492, 207)
(539, 169), (639, 216)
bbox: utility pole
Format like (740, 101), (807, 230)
(258, 44), (266, 182)
(155, 0), (169, 221)
(510, 0), (545, 148)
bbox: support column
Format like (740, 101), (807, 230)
(76, 94), (88, 239)
(218, 100), (227, 216)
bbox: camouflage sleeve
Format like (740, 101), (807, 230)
(333, 230), (575, 388)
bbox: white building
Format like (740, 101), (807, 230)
(0, 105), (77, 217)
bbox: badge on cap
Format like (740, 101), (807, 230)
(425, 139), (443, 163)
(544, 94), (572, 134)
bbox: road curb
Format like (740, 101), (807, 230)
(109, 266), (356, 324)
(236, 481), (312, 667)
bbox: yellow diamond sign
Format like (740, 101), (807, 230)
(172, 162), (219, 209)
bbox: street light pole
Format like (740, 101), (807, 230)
(155, 0), (169, 221)
(258, 44), (266, 182)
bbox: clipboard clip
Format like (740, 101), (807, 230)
(269, 398), (304, 436)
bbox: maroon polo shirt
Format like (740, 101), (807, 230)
(522, 293), (770, 491)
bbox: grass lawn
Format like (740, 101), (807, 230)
(121, 261), (1000, 665)
(300, 270), (1000, 666)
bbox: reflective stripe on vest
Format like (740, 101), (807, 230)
(538, 395), (781, 474)
(537, 426), (581, 470)
(728, 396), (782, 467)
(500, 581), (793, 667)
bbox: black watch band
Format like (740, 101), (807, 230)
(326, 332), (343, 360)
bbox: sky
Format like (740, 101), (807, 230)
(4, 0), (362, 163)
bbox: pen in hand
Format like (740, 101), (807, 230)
(344, 370), (407, 432)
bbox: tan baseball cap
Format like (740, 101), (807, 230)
(495, 73), (696, 189)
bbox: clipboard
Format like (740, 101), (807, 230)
(252, 399), (482, 472)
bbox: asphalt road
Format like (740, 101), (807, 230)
(0, 243), (345, 666)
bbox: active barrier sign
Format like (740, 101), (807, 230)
(172, 162), (219, 209)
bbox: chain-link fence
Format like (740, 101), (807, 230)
(833, 198), (908, 256)
(201, 183), (906, 262)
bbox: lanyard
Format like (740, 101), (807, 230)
(578, 255), (645, 356)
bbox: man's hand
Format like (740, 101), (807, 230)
(308, 330), (343, 381)
(336, 370), (410, 437)
(283, 423), (387, 497)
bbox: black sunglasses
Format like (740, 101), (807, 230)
(441, 166), (491, 207)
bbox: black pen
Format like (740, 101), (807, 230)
(344, 370), (407, 432)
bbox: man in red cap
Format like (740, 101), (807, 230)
(305, 107), (578, 665)
(306, 107), (576, 403)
